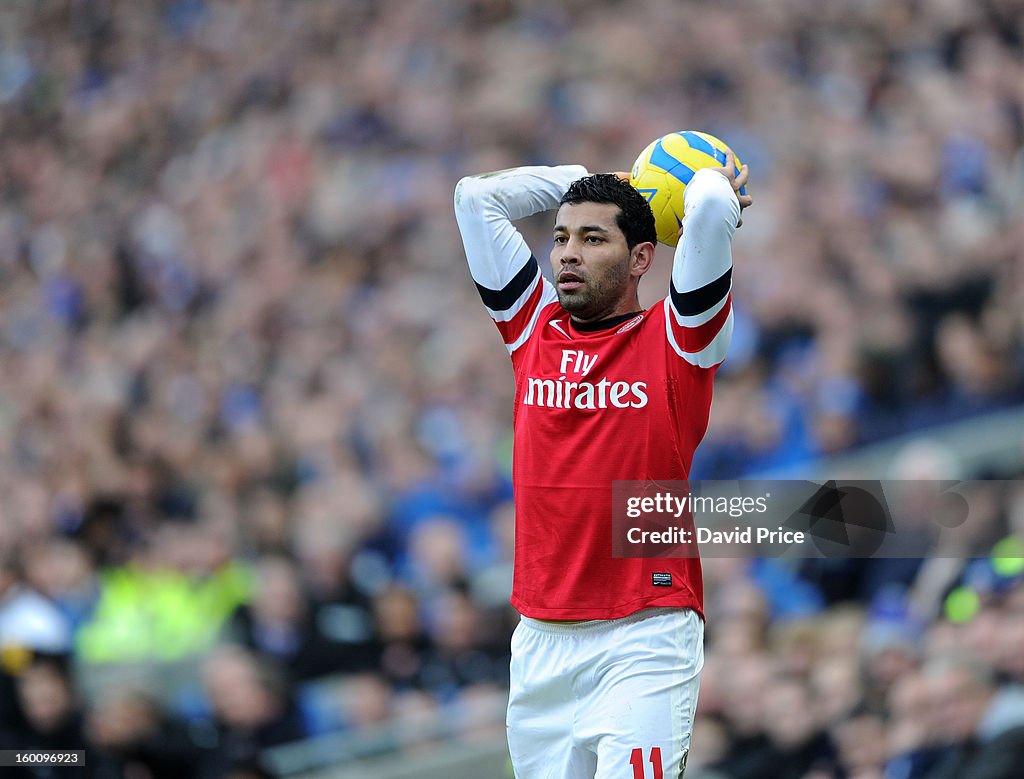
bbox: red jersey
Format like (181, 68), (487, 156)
(455, 165), (740, 620)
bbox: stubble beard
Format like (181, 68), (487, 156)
(557, 260), (631, 320)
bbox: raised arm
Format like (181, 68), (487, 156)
(454, 165), (587, 354)
(663, 166), (743, 369)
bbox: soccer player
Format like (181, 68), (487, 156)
(454, 152), (750, 779)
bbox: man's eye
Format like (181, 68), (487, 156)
(553, 236), (567, 244)
(586, 236), (603, 244)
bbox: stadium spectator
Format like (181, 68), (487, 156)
(226, 552), (374, 680)
(759, 676), (838, 779)
(922, 654), (1024, 779)
(707, 655), (775, 778)
(0, 653), (91, 778)
(0, 551), (73, 658)
(831, 710), (888, 779)
(196, 645), (306, 779)
(885, 670), (946, 779)
(373, 584), (434, 691)
(85, 687), (199, 778)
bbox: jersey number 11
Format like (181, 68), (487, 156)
(629, 747), (664, 779)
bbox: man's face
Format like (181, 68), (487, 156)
(550, 202), (633, 320)
(927, 667), (991, 743)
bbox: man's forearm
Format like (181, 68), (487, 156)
(454, 164), (587, 291)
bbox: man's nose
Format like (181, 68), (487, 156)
(560, 238), (582, 264)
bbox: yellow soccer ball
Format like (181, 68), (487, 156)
(629, 131), (745, 246)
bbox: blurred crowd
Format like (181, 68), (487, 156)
(0, 0), (1023, 777)
(691, 566), (1024, 779)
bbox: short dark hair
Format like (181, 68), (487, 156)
(559, 174), (657, 250)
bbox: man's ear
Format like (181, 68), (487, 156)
(630, 242), (655, 277)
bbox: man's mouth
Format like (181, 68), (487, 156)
(558, 272), (584, 291)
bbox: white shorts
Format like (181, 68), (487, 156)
(507, 607), (704, 779)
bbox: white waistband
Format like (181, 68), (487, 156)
(518, 607), (685, 635)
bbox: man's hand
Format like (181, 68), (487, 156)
(710, 149), (751, 226)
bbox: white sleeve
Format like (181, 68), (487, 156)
(454, 165), (587, 354)
(663, 168), (742, 368)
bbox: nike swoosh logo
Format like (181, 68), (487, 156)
(549, 320), (571, 339)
